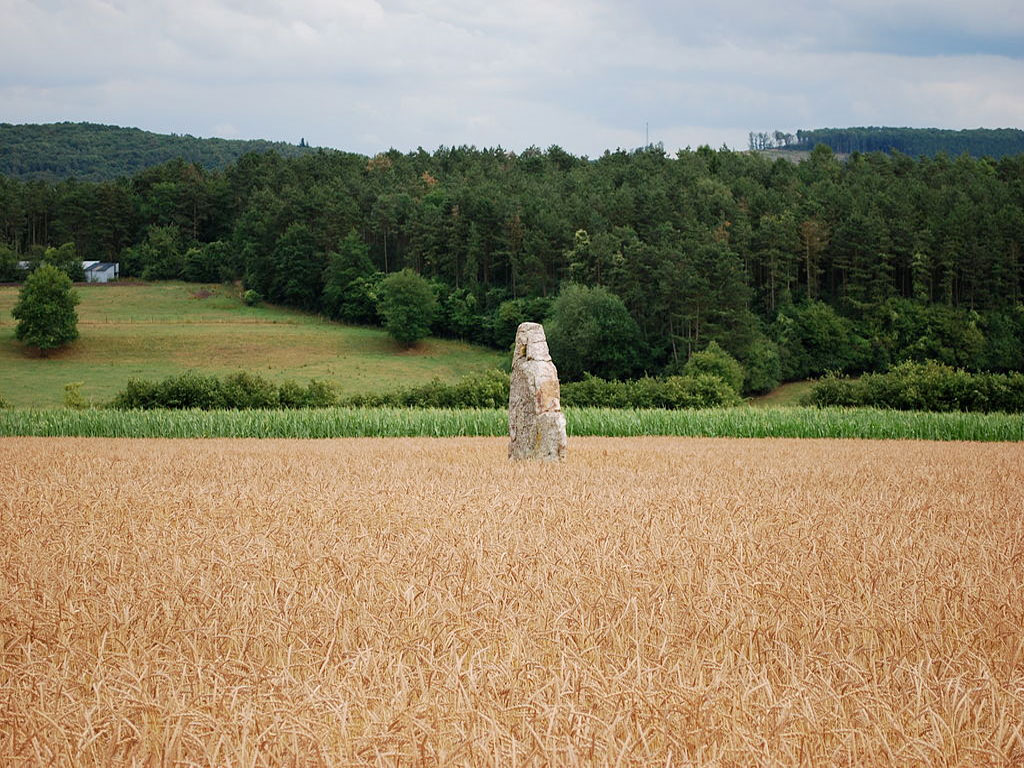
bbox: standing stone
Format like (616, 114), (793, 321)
(509, 322), (567, 461)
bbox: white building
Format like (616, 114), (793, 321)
(82, 262), (119, 283)
(13, 259), (119, 282)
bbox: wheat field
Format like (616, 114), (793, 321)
(1, 437), (1022, 766)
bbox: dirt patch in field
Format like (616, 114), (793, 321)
(2, 437), (1022, 766)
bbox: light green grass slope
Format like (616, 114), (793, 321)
(0, 282), (502, 407)
(748, 380), (816, 408)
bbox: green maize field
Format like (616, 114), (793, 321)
(0, 406), (1021, 441)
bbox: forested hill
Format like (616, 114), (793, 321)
(749, 127), (1024, 158)
(3, 144), (1024, 393)
(0, 122), (318, 181)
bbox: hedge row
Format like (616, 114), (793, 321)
(802, 361), (1024, 413)
(111, 370), (509, 411)
(560, 374), (742, 409)
(112, 372), (338, 410)
(340, 370), (510, 409)
(110, 369), (742, 411)
(342, 371), (742, 410)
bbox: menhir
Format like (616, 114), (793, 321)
(508, 322), (567, 462)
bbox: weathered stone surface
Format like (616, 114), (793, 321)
(509, 322), (567, 461)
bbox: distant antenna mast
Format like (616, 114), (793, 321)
(645, 122), (649, 147)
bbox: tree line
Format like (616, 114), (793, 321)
(2, 142), (1023, 392)
(0, 122), (316, 182)
(752, 127), (1024, 158)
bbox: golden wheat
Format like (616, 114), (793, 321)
(1, 437), (1022, 766)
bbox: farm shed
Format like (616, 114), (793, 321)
(83, 261), (119, 283)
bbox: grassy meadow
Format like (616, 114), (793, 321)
(2, 436), (1022, 766)
(748, 379), (816, 408)
(0, 282), (503, 407)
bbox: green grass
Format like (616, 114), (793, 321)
(748, 380), (816, 408)
(0, 282), (503, 407)
(1, 406), (1020, 441)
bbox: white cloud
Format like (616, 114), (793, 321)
(0, 0), (1021, 154)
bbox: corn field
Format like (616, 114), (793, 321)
(1, 405), (1023, 441)
(2, 436), (1022, 766)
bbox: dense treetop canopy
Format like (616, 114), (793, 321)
(2, 137), (1023, 390)
(0, 122), (316, 182)
(750, 126), (1024, 158)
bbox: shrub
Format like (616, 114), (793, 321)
(342, 369), (510, 409)
(802, 361), (1024, 413)
(221, 372), (280, 409)
(658, 375), (745, 409)
(683, 341), (745, 394)
(560, 375), (630, 408)
(800, 374), (861, 408)
(278, 380), (338, 409)
(446, 369), (510, 408)
(342, 371), (741, 411)
(111, 369), (746, 413)
(112, 372), (341, 410)
(63, 382), (88, 410)
(113, 372), (226, 410)
(111, 378), (165, 410)
(243, 289), (262, 306)
(157, 372), (227, 410)
(561, 375), (743, 409)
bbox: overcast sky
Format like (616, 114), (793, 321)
(2, 0), (1022, 156)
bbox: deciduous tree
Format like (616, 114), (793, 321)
(12, 263), (79, 354)
(376, 269), (437, 346)
(545, 284), (645, 381)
